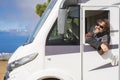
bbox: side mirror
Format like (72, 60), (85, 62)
(58, 9), (67, 34)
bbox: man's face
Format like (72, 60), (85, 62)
(95, 21), (105, 33)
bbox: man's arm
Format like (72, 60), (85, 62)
(100, 34), (110, 52)
(86, 37), (102, 50)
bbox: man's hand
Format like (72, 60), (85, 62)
(85, 32), (93, 38)
(101, 43), (109, 52)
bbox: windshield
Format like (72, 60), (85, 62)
(25, 0), (57, 44)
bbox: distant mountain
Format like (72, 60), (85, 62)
(0, 52), (12, 60)
(0, 31), (28, 53)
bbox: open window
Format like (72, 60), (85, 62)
(85, 10), (109, 34)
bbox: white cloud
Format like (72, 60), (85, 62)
(0, 0), (48, 36)
(0, 21), (29, 36)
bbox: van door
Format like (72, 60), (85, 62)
(82, 6), (119, 80)
(45, 6), (81, 80)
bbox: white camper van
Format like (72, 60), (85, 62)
(4, 0), (120, 80)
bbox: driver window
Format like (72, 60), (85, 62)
(46, 6), (80, 45)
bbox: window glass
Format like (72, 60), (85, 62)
(46, 6), (80, 45)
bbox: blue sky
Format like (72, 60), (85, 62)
(0, 0), (46, 36)
(0, 0), (47, 53)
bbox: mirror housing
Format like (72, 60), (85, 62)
(58, 9), (67, 34)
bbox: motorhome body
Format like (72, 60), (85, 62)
(4, 0), (120, 80)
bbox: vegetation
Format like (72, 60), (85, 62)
(0, 59), (8, 61)
(35, 0), (51, 17)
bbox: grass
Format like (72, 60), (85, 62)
(0, 60), (8, 80)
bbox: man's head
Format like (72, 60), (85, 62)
(95, 19), (110, 33)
